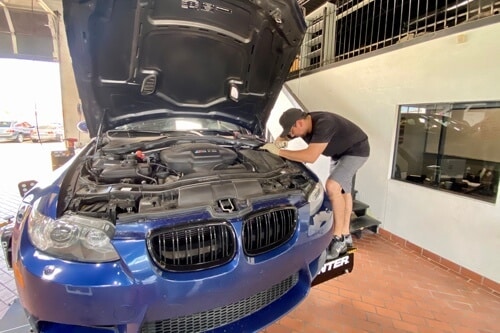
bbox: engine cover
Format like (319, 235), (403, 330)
(160, 143), (237, 174)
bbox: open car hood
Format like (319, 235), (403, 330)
(63, 0), (306, 137)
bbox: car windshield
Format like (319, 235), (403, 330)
(114, 118), (245, 133)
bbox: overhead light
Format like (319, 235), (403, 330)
(447, 0), (474, 11)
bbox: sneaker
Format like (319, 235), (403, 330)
(343, 234), (353, 248)
(326, 236), (346, 260)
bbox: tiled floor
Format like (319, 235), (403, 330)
(263, 232), (499, 333)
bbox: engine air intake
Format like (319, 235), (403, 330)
(243, 207), (297, 256)
(147, 222), (236, 271)
(140, 273), (299, 333)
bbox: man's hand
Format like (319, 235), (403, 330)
(275, 140), (288, 149)
(260, 143), (280, 155)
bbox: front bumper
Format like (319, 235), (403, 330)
(0, 133), (18, 141)
(12, 203), (332, 332)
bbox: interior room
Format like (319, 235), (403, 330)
(0, 0), (498, 332)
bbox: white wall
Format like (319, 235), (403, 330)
(267, 88), (331, 183)
(283, 20), (500, 282)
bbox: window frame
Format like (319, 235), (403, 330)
(392, 101), (500, 203)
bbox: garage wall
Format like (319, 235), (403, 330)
(282, 19), (500, 282)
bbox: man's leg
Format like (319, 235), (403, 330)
(325, 179), (348, 259)
(342, 192), (354, 248)
(342, 191), (353, 236)
(325, 156), (368, 258)
(325, 179), (346, 237)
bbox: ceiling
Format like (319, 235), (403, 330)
(0, 0), (331, 62)
(0, 0), (61, 61)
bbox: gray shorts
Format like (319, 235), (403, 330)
(328, 155), (369, 193)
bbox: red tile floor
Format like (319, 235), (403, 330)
(263, 231), (499, 333)
(1, 227), (498, 332)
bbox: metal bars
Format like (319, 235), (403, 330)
(242, 208), (297, 256)
(141, 273), (299, 333)
(290, 0), (500, 77)
(148, 222), (236, 272)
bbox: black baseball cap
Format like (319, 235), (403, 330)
(279, 108), (308, 138)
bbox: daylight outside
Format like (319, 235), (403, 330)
(0, 59), (63, 128)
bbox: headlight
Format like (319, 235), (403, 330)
(27, 210), (119, 263)
(307, 182), (324, 215)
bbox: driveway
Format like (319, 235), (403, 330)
(0, 141), (66, 218)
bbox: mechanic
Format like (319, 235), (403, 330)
(262, 108), (370, 259)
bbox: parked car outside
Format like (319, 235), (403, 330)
(0, 120), (33, 143)
(2, 1), (333, 333)
(30, 123), (64, 142)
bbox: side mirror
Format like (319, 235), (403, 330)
(76, 121), (88, 133)
(18, 180), (37, 197)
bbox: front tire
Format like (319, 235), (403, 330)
(16, 134), (24, 143)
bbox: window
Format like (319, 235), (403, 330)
(115, 118), (244, 132)
(393, 101), (500, 203)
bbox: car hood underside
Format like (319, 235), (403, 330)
(63, 0), (306, 137)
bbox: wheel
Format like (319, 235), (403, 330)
(56, 135), (63, 142)
(32, 139), (38, 143)
(16, 134), (24, 143)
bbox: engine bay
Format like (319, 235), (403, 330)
(65, 139), (319, 223)
(85, 141), (289, 185)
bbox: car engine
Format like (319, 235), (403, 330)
(65, 139), (318, 223)
(90, 142), (244, 184)
(86, 142), (285, 184)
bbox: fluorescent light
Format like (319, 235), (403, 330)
(447, 0), (474, 11)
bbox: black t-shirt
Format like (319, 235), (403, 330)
(302, 112), (370, 160)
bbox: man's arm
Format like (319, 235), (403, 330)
(279, 142), (328, 163)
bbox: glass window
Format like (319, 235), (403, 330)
(392, 101), (500, 203)
(115, 118), (244, 132)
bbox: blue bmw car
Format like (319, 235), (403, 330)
(4, 0), (334, 332)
